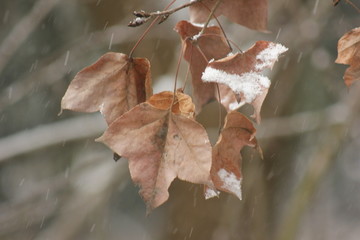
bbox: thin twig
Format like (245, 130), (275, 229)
(345, 0), (360, 13)
(215, 83), (223, 133)
(198, 1), (233, 51)
(173, 44), (186, 95)
(129, 0), (177, 58)
(182, 45), (193, 91)
(195, 44), (209, 62)
(200, 33), (242, 52)
(198, 0), (222, 37)
(130, 0), (201, 26)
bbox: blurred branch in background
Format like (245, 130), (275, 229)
(0, 92), (352, 162)
(0, 114), (106, 162)
(275, 83), (360, 240)
(0, 0), (62, 75)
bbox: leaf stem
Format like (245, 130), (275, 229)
(198, 0), (222, 37)
(200, 33), (242, 52)
(173, 43), (185, 95)
(215, 83), (223, 133)
(128, 0), (177, 58)
(345, 0), (360, 13)
(182, 44), (193, 91)
(198, 1), (232, 51)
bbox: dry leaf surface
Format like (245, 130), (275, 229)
(189, 0), (268, 31)
(97, 91), (212, 210)
(174, 20), (231, 113)
(61, 52), (152, 124)
(336, 27), (360, 86)
(202, 41), (287, 122)
(205, 111), (257, 200)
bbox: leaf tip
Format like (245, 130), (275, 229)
(94, 135), (104, 143)
(57, 108), (63, 116)
(204, 187), (220, 200)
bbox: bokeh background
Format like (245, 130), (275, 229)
(1, 0), (360, 239)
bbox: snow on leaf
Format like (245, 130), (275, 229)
(202, 41), (287, 123)
(202, 68), (270, 103)
(97, 91), (212, 210)
(206, 111), (257, 200)
(255, 43), (289, 70)
(174, 20), (231, 113)
(217, 168), (242, 200)
(61, 52), (152, 124)
(189, 0), (268, 31)
(204, 187), (220, 199)
(335, 27), (360, 87)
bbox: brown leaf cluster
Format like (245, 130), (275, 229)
(336, 27), (360, 87)
(60, 0), (288, 210)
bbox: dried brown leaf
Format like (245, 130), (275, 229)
(202, 41), (287, 123)
(174, 20), (231, 113)
(189, 0), (268, 31)
(61, 52), (152, 124)
(205, 111), (257, 200)
(97, 91), (212, 210)
(335, 27), (360, 87)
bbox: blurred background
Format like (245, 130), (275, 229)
(1, 0), (360, 239)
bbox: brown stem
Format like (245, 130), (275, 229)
(198, 1), (232, 51)
(129, 0), (177, 58)
(173, 43), (185, 95)
(345, 0), (360, 13)
(193, 43), (224, 132)
(182, 44), (193, 91)
(200, 33), (242, 53)
(198, 0), (222, 37)
(195, 44), (209, 62)
(216, 83), (223, 133)
(146, 0), (200, 18)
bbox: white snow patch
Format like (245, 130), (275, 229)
(99, 103), (105, 115)
(227, 52), (235, 57)
(134, 17), (146, 25)
(192, 33), (201, 41)
(205, 188), (220, 199)
(255, 43), (288, 71)
(191, 22), (205, 28)
(229, 101), (245, 111)
(202, 67), (270, 103)
(217, 168), (242, 200)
